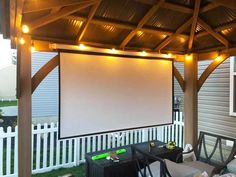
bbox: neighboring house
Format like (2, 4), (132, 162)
(174, 57), (236, 139)
(0, 65), (16, 100)
(32, 52), (58, 124)
(32, 52), (236, 139)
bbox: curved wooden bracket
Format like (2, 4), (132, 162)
(174, 65), (185, 92)
(31, 55), (59, 93)
(197, 54), (229, 91)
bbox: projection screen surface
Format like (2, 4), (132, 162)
(59, 52), (173, 139)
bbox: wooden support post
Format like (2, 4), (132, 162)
(17, 35), (32, 177)
(184, 54), (198, 145)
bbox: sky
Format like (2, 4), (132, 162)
(0, 34), (14, 70)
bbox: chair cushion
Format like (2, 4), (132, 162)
(227, 158), (236, 174)
(184, 161), (215, 176)
(145, 159), (202, 177)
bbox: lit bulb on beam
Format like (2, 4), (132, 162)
(140, 51), (147, 56)
(22, 25), (29, 34)
(110, 48), (117, 54)
(78, 44), (85, 50)
(19, 38), (25, 45)
(31, 46), (35, 52)
(185, 54), (191, 61)
(215, 56), (222, 62)
(167, 53), (172, 57)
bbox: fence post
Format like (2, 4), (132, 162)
(75, 138), (80, 166)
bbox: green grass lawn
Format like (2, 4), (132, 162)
(32, 165), (85, 177)
(0, 100), (17, 107)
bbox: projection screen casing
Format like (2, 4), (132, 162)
(59, 52), (173, 139)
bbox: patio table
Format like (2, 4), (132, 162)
(85, 140), (183, 177)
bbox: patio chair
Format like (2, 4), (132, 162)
(176, 131), (236, 177)
(131, 145), (202, 177)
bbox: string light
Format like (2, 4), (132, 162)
(167, 53), (172, 57)
(31, 41), (35, 52)
(22, 25), (29, 34)
(19, 38), (25, 45)
(215, 55), (222, 62)
(140, 51), (147, 56)
(110, 48), (117, 54)
(185, 54), (191, 61)
(79, 44), (85, 49)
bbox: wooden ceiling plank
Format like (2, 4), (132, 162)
(154, 17), (192, 51)
(27, 1), (96, 31)
(23, 0), (93, 14)
(76, 0), (101, 43)
(188, 0), (201, 50)
(198, 18), (229, 47)
(120, 0), (165, 48)
(207, 0), (236, 10)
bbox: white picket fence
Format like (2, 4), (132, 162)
(0, 112), (184, 177)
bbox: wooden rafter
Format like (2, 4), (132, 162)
(195, 21), (236, 39)
(162, 2), (193, 14)
(188, 0), (201, 50)
(207, 0), (236, 10)
(27, 0), (96, 31)
(23, 0), (91, 13)
(198, 18), (229, 47)
(32, 55), (59, 93)
(135, 0), (193, 14)
(15, 0), (25, 36)
(154, 17), (192, 51)
(65, 15), (189, 38)
(120, 0), (165, 48)
(199, 3), (219, 13)
(174, 66), (185, 92)
(198, 54), (229, 91)
(76, 0), (101, 43)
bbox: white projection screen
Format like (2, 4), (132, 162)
(59, 52), (173, 139)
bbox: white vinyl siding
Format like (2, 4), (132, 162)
(32, 52), (58, 118)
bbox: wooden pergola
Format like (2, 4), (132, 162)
(1, 0), (236, 176)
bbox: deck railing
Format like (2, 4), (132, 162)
(0, 111), (184, 177)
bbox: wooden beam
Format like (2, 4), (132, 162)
(188, 0), (201, 50)
(50, 7), (61, 14)
(162, 2), (193, 14)
(135, 0), (193, 14)
(198, 54), (229, 91)
(154, 17), (192, 51)
(120, 0), (165, 48)
(15, 0), (25, 36)
(0, 0), (10, 38)
(174, 66), (185, 92)
(23, 0), (92, 13)
(76, 0), (101, 43)
(10, 0), (17, 48)
(27, 1), (95, 30)
(198, 18), (229, 47)
(199, 3), (219, 13)
(65, 15), (189, 38)
(17, 35), (32, 177)
(32, 55), (59, 93)
(195, 20), (236, 39)
(207, 0), (236, 10)
(184, 53), (198, 145)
